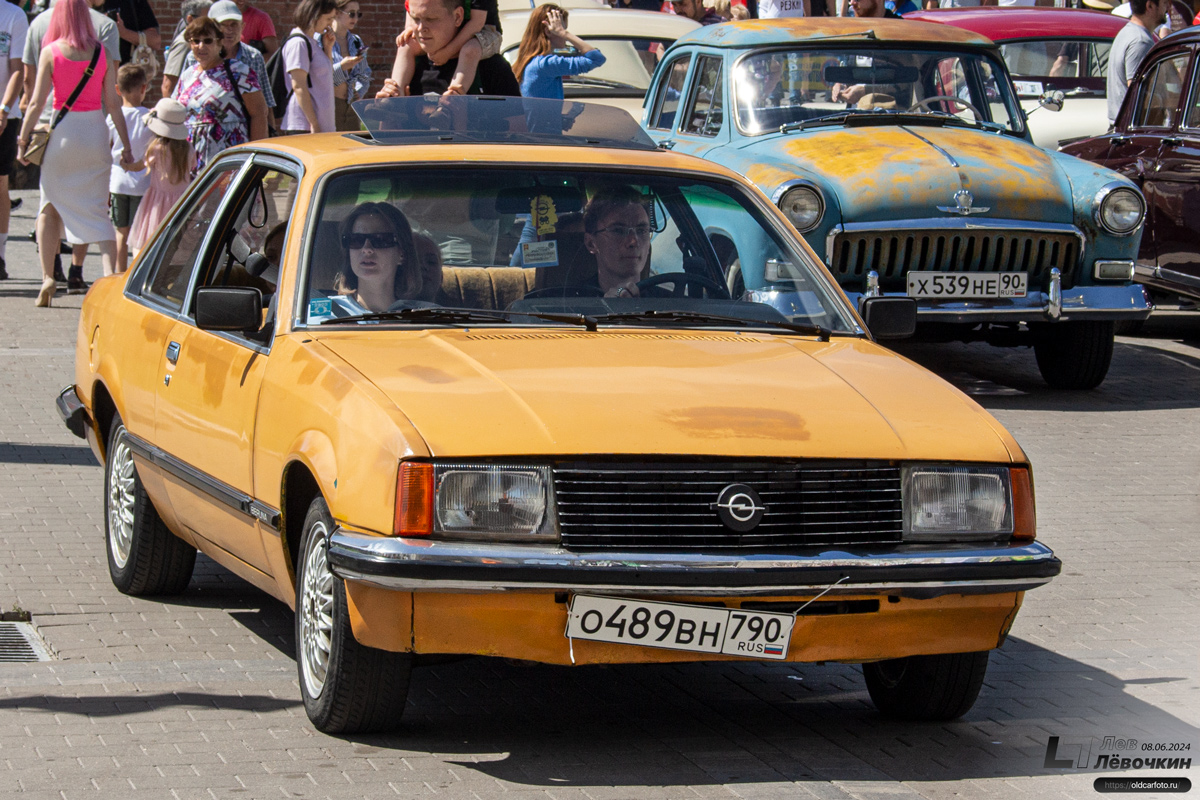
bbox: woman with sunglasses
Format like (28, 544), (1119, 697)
(172, 16), (268, 175)
(330, 0), (371, 131)
(331, 202), (427, 315)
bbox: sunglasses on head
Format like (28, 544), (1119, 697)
(190, 36), (216, 45)
(343, 231), (399, 249)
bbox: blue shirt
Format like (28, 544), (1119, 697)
(519, 49), (606, 101)
(331, 32), (372, 103)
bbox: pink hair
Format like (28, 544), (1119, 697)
(44, 0), (101, 53)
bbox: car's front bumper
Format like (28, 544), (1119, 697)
(327, 531), (1061, 600)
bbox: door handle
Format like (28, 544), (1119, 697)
(657, 139), (676, 150)
(166, 341), (181, 364)
(1162, 136), (1183, 147)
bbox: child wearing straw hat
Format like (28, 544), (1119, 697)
(126, 98), (196, 253)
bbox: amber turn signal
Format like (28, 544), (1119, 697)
(394, 462), (433, 536)
(1010, 466), (1036, 541)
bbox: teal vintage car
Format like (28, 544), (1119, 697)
(643, 18), (1150, 389)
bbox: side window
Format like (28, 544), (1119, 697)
(649, 56), (691, 131)
(683, 56), (724, 136)
(142, 166), (238, 310)
(190, 166), (300, 335)
(1133, 54), (1190, 129)
(1186, 57), (1200, 130)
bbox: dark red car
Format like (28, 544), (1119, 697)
(1061, 27), (1200, 303)
(909, 7), (1128, 149)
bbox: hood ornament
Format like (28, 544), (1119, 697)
(938, 189), (989, 216)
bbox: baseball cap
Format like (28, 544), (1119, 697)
(208, 0), (243, 22)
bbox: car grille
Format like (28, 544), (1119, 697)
(828, 228), (1080, 291)
(554, 461), (903, 551)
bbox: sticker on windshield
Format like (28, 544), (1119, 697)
(308, 298), (333, 319)
(521, 240), (559, 268)
(1013, 80), (1044, 96)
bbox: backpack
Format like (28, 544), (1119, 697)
(265, 32), (313, 123)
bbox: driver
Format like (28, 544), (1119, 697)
(582, 186), (652, 299)
(331, 202), (425, 314)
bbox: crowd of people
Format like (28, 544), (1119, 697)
(0, 0), (1193, 304)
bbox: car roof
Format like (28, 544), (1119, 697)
(499, 8), (700, 41)
(227, 135), (756, 187)
(907, 7), (1129, 40)
(673, 17), (995, 49)
(1149, 23), (1200, 48)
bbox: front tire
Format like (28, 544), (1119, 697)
(296, 496), (412, 734)
(863, 651), (989, 721)
(1033, 321), (1114, 390)
(104, 417), (196, 596)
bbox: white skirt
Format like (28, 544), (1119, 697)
(39, 109), (116, 245)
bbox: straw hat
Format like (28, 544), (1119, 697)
(1081, 0), (1119, 10)
(144, 98), (188, 140)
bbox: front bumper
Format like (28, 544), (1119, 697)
(56, 386), (89, 440)
(844, 282), (1151, 324)
(327, 532), (1061, 600)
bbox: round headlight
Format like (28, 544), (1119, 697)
(777, 185), (824, 233)
(1095, 185), (1144, 236)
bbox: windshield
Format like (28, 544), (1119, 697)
(999, 39), (1110, 98)
(733, 47), (1023, 134)
(301, 167), (858, 335)
(505, 38), (673, 92)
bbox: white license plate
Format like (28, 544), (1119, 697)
(906, 272), (1027, 299)
(566, 595), (794, 660)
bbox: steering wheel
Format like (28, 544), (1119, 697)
(384, 298), (439, 312)
(637, 272), (730, 299)
(910, 95), (984, 121)
(519, 285), (604, 300)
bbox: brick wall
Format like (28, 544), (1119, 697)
(151, 0), (403, 101)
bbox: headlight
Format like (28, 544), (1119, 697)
(902, 465), (1012, 542)
(1094, 184), (1144, 236)
(433, 463), (557, 541)
(776, 184), (824, 233)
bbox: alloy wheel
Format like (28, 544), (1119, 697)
(107, 432), (137, 569)
(299, 521), (335, 699)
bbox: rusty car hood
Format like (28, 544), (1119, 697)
(739, 125), (1074, 225)
(314, 329), (1019, 463)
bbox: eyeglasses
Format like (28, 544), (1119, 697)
(189, 37), (216, 45)
(343, 231), (399, 249)
(596, 225), (652, 239)
(344, 10), (362, 17)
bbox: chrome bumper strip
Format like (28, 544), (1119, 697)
(326, 532), (1061, 599)
(56, 385), (89, 440)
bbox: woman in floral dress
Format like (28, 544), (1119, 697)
(172, 16), (268, 175)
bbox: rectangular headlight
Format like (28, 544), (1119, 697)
(434, 463), (557, 542)
(902, 465), (1012, 542)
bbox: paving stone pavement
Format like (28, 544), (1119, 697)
(0, 188), (1196, 799)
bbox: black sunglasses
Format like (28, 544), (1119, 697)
(344, 10), (362, 17)
(342, 231), (399, 249)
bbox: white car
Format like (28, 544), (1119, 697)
(501, 8), (700, 116)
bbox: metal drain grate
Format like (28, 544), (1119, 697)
(0, 621), (53, 662)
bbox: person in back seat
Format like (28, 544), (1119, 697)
(412, 231), (444, 303)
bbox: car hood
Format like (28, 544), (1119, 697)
(314, 329), (1018, 463)
(740, 125), (1073, 225)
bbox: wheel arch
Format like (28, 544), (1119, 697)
(281, 458), (322, 589)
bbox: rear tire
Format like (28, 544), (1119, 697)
(104, 417), (196, 596)
(863, 651), (989, 721)
(296, 496), (412, 733)
(1033, 321), (1114, 390)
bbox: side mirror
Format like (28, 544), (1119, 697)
(1038, 90), (1065, 113)
(195, 287), (263, 332)
(860, 296), (917, 340)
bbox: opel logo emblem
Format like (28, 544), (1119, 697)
(712, 484), (767, 532)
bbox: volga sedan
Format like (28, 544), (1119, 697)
(58, 96), (1059, 734)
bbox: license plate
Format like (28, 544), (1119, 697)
(906, 272), (1027, 299)
(566, 595), (794, 660)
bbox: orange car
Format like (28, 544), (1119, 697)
(57, 97), (1059, 734)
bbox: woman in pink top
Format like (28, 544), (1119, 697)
(18, 0), (132, 307)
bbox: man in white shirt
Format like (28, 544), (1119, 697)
(21, 0), (120, 292)
(0, 0), (28, 280)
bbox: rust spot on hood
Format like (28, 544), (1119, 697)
(664, 407), (810, 440)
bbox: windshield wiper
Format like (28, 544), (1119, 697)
(321, 306), (598, 330)
(779, 112), (851, 133)
(564, 76), (640, 91)
(590, 310), (831, 341)
(924, 112), (1007, 134)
